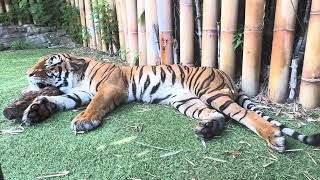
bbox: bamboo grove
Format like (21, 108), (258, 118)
(0, 0), (319, 109)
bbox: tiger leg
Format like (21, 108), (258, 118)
(236, 92), (285, 128)
(22, 90), (92, 125)
(199, 90), (286, 152)
(71, 85), (127, 132)
(171, 93), (225, 139)
(236, 91), (272, 121)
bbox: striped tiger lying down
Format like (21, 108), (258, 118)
(21, 53), (320, 152)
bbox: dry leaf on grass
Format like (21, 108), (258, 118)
(263, 161), (274, 168)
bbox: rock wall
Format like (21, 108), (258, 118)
(0, 24), (77, 49)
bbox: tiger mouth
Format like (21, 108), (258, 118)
(29, 77), (54, 87)
(37, 83), (49, 88)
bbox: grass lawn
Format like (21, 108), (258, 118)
(1, 49), (320, 179)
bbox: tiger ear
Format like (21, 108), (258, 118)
(69, 58), (86, 71)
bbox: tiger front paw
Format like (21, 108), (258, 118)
(195, 118), (225, 139)
(70, 112), (101, 132)
(22, 96), (57, 125)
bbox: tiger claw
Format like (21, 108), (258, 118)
(70, 112), (101, 132)
(267, 129), (286, 153)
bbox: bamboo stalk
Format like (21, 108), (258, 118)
(115, 0), (125, 50)
(173, 0), (179, 64)
(268, 0), (298, 102)
(79, 0), (87, 47)
(84, 0), (97, 49)
(180, 0), (194, 66)
(108, 0), (118, 54)
(0, 0), (4, 14)
(126, 0), (138, 66)
(17, 0), (23, 25)
(120, 0), (129, 59)
(29, 0), (37, 24)
(75, 0), (79, 8)
(93, 0), (102, 50)
(98, 0), (109, 52)
(241, 0), (265, 96)
(289, 0), (311, 101)
(137, 0), (147, 65)
(217, 21), (220, 65)
(173, 39), (178, 64)
(219, 0), (239, 79)
(145, 0), (160, 65)
(201, 0), (218, 67)
(299, 0), (320, 109)
(194, 0), (201, 50)
(3, 0), (10, 13)
(157, 0), (173, 64)
(101, 0), (108, 52)
(18, 0), (33, 25)
(71, 0), (75, 7)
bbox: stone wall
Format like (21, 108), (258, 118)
(0, 24), (77, 49)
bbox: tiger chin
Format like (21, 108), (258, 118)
(19, 53), (320, 153)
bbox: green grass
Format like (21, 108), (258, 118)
(1, 49), (320, 179)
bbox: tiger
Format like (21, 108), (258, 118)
(20, 53), (320, 153)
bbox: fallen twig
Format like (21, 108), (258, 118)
(136, 142), (170, 151)
(285, 149), (304, 152)
(74, 130), (85, 135)
(185, 158), (196, 166)
(203, 156), (226, 163)
(239, 141), (252, 147)
(146, 172), (159, 179)
(200, 139), (206, 148)
(0, 126), (24, 135)
(306, 152), (318, 165)
(302, 172), (313, 180)
(160, 150), (181, 158)
(263, 161), (274, 168)
(268, 152), (278, 161)
(36, 171), (69, 179)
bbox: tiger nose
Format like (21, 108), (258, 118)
(28, 71), (35, 77)
(27, 69), (39, 77)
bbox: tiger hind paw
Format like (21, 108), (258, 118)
(267, 129), (286, 153)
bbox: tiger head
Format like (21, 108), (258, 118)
(26, 53), (87, 93)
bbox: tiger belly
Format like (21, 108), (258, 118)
(127, 80), (183, 105)
(126, 65), (185, 105)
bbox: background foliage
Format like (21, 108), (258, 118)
(0, 0), (82, 44)
(92, 0), (119, 52)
